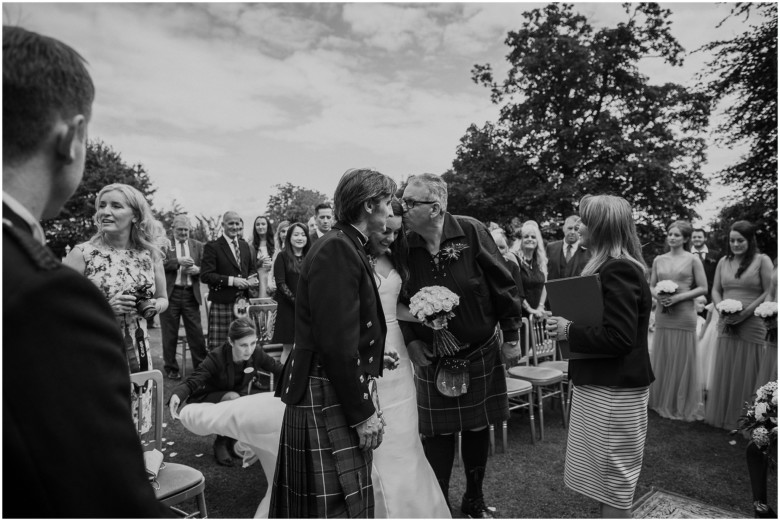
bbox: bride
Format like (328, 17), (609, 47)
(369, 198), (451, 519)
(179, 199), (450, 518)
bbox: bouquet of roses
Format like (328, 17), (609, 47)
(732, 380), (778, 464)
(755, 302), (778, 344)
(654, 280), (679, 314)
(717, 299), (744, 335)
(409, 286), (463, 357)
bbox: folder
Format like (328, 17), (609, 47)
(545, 274), (616, 359)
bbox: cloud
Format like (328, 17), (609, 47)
(342, 4), (442, 53)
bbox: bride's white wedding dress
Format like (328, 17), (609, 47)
(179, 267), (450, 518)
(372, 268), (451, 518)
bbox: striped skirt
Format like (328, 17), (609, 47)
(564, 385), (650, 510)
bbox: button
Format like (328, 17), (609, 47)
(368, 357), (374, 363)
(369, 340), (375, 346)
(356, 359), (361, 366)
(363, 393), (369, 400)
(291, 360), (294, 366)
(359, 375), (365, 383)
(289, 374), (292, 380)
(367, 321), (373, 328)
(286, 387), (290, 393)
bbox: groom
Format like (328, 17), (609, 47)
(399, 174), (522, 518)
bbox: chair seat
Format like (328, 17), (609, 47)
(539, 360), (568, 375)
(508, 366), (563, 385)
(154, 462), (205, 501)
(506, 378), (533, 394)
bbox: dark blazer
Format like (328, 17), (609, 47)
(200, 235), (257, 304)
(275, 223), (387, 427)
(171, 342), (282, 403)
(546, 240), (590, 280)
(164, 238), (204, 305)
(692, 248), (719, 301)
(2, 206), (169, 517)
(566, 258), (655, 388)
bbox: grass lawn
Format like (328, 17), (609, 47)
(146, 326), (776, 518)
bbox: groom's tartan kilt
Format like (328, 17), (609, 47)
(415, 331), (509, 436)
(270, 370), (374, 518)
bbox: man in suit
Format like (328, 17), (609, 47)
(160, 214), (208, 379)
(546, 215), (591, 280)
(270, 169), (395, 518)
(691, 228), (719, 305)
(3, 26), (169, 517)
(308, 202), (333, 244)
(201, 211), (258, 350)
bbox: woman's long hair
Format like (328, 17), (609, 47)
(280, 222), (311, 275)
(519, 221), (548, 277)
(727, 220), (758, 279)
(252, 215), (275, 257)
(90, 183), (163, 261)
(579, 194), (646, 276)
(274, 220), (290, 253)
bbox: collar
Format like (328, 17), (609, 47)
(3, 191), (45, 245)
(348, 224), (369, 246)
(317, 228), (327, 238)
(692, 245), (709, 254)
(407, 212), (464, 249)
(223, 232), (239, 244)
(565, 240), (580, 250)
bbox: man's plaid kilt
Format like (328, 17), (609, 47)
(207, 302), (234, 350)
(415, 330), (509, 436)
(270, 370), (374, 518)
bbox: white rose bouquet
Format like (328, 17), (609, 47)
(654, 280), (679, 314)
(733, 380), (778, 464)
(717, 299), (744, 335)
(755, 301), (778, 344)
(409, 286), (463, 357)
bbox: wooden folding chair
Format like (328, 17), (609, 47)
(249, 299), (283, 390)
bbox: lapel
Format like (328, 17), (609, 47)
(333, 223), (385, 324)
(219, 236), (241, 271)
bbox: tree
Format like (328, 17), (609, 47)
(42, 140), (155, 257)
(701, 3), (777, 258)
(444, 3), (711, 259)
(266, 183), (329, 227)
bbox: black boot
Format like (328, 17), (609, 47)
(213, 435), (233, 467)
(461, 429), (495, 519)
(422, 434), (455, 509)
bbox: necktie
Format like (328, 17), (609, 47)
(179, 241), (188, 286)
(565, 244), (574, 262)
(232, 238), (241, 267)
(699, 251), (706, 262)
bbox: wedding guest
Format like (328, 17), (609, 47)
(705, 220), (773, 430)
(160, 214), (208, 379)
(648, 220), (707, 421)
(169, 317), (282, 466)
(400, 173), (522, 518)
(755, 267), (778, 387)
(270, 168), (395, 518)
(309, 202), (333, 244)
(546, 215), (590, 280)
(267, 220), (290, 297)
(64, 183), (168, 371)
(547, 194), (654, 518)
(691, 228), (720, 306)
(306, 215), (317, 238)
(270, 222), (311, 363)
(200, 211), (258, 350)
(516, 220), (548, 319)
(251, 215), (275, 298)
(3, 25), (168, 516)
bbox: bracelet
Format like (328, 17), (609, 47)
(563, 321), (573, 341)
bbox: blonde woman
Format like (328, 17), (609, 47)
(515, 220), (548, 318)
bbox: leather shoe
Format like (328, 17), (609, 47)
(166, 370), (181, 380)
(461, 495), (496, 519)
(213, 437), (234, 467)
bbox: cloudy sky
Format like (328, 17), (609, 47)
(4, 2), (758, 230)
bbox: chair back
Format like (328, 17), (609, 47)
(249, 300), (277, 345)
(528, 315), (557, 365)
(129, 370), (164, 452)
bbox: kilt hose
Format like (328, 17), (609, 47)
(415, 331), (509, 436)
(270, 373), (374, 518)
(207, 302), (234, 350)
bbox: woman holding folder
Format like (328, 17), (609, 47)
(546, 194), (654, 518)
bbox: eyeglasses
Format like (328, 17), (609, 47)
(401, 198), (437, 211)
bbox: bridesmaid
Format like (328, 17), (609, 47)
(705, 220), (773, 430)
(755, 267), (778, 386)
(648, 220), (707, 421)
(251, 216), (275, 298)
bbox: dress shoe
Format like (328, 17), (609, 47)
(461, 494), (496, 519)
(213, 436), (234, 467)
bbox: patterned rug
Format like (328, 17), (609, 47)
(632, 488), (746, 519)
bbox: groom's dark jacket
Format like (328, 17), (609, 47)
(275, 222), (386, 427)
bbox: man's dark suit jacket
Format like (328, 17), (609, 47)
(275, 223), (387, 427)
(2, 205), (169, 517)
(546, 240), (591, 280)
(164, 238), (204, 305)
(201, 235), (257, 304)
(693, 249), (720, 301)
(171, 342), (282, 403)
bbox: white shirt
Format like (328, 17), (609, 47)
(175, 239), (191, 286)
(564, 240), (580, 256)
(3, 191), (46, 245)
(223, 232), (242, 286)
(691, 245), (710, 255)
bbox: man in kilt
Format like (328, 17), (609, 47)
(270, 168), (396, 518)
(201, 211), (258, 350)
(400, 174), (522, 518)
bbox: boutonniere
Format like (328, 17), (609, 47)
(441, 242), (468, 262)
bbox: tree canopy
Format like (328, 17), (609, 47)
(701, 3), (777, 257)
(266, 182), (329, 227)
(443, 3), (711, 258)
(42, 140), (155, 258)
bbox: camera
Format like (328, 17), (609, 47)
(123, 282), (157, 319)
